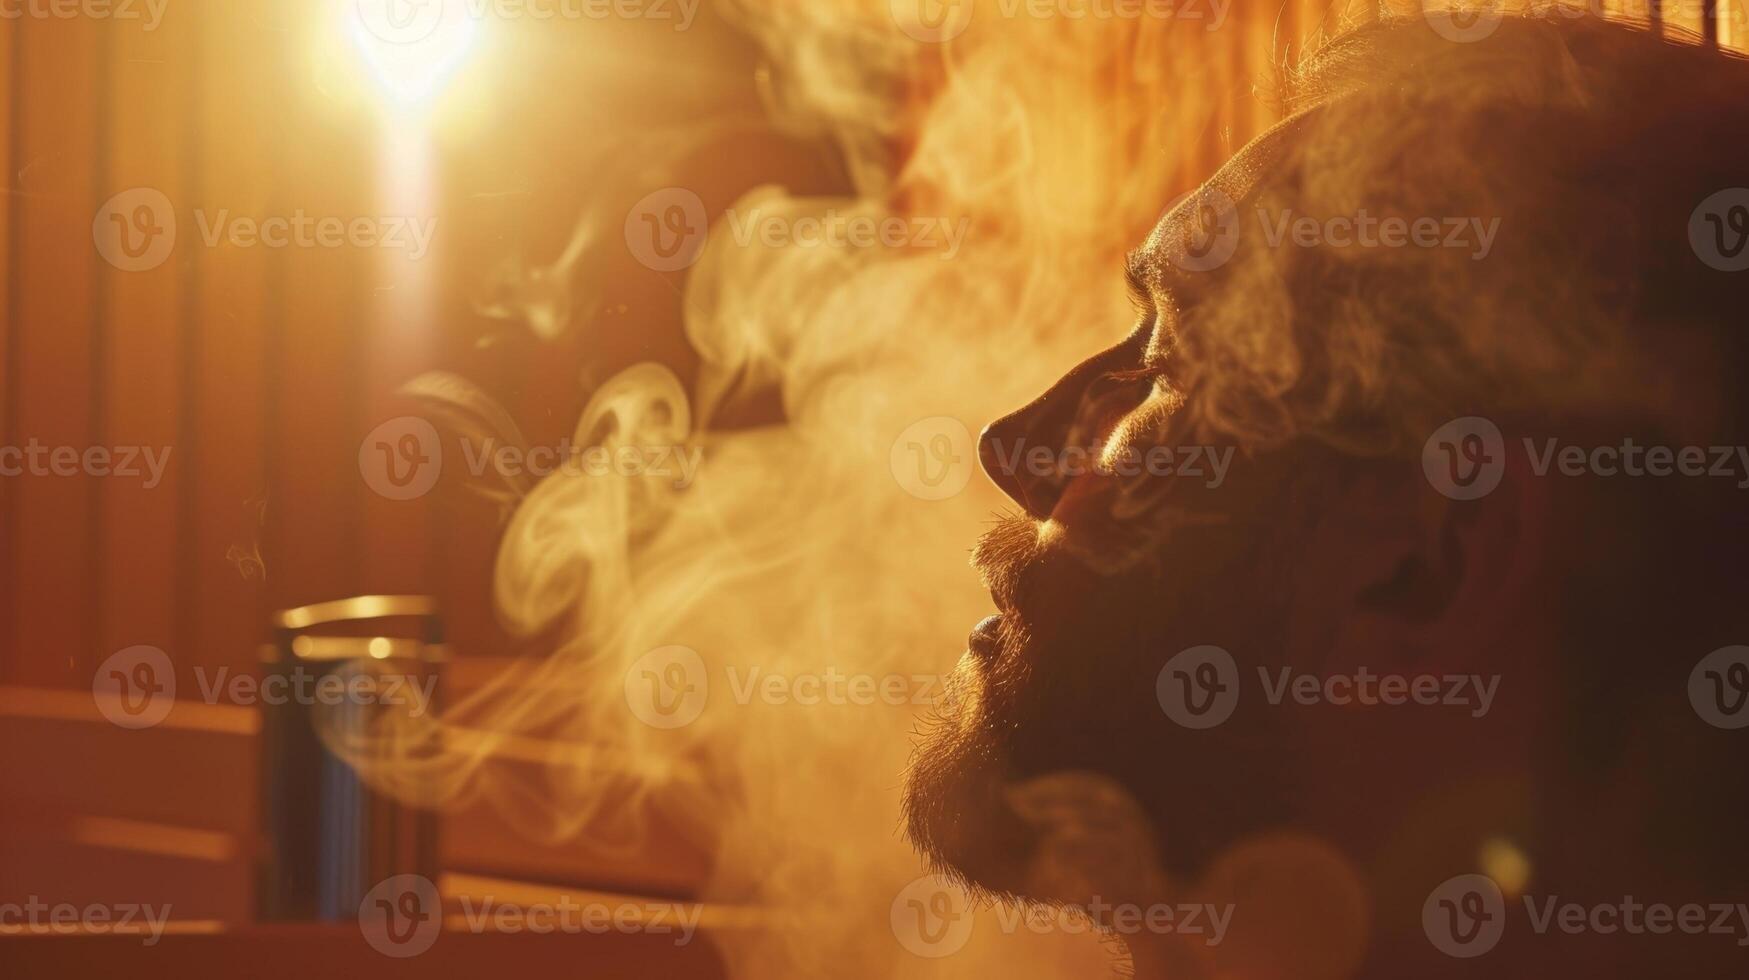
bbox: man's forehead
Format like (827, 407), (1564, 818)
(1130, 108), (1319, 292)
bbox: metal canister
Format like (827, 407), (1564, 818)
(257, 595), (445, 921)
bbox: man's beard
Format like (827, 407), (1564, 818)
(903, 512), (1301, 900)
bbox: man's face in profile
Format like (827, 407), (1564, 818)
(904, 134), (1377, 892)
(902, 17), (1736, 917)
(903, 157), (1432, 899)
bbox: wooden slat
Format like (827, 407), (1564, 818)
(99, 2), (195, 679)
(184, 0), (272, 679)
(0, 19), (17, 683)
(0, 688), (256, 921)
(0, 923), (727, 980)
(1720, 0), (1745, 49)
(357, 134), (437, 598)
(0, 841), (248, 925)
(0, 695), (257, 832)
(259, 5), (367, 615)
(7, 14), (104, 688)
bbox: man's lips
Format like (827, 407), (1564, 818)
(968, 613), (1003, 662)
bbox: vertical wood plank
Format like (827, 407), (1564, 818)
(184, 0), (274, 683)
(0, 21), (17, 683)
(1723, 0), (1746, 51)
(98, 0), (194, 678)
(259, 5), (368, 615)
(357, 130), (437, 600)
(8, 15), (104, 689)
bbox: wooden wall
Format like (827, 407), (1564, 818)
(0, 0), (760, 919)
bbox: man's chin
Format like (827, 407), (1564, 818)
(902, 690), (1039, 899)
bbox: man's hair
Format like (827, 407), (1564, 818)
(1165, 15), (1749, 460)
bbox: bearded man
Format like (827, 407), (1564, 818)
(907, 13), (1749, 978)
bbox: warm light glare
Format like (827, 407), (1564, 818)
(1480, 837), (1533, 896)
(347, 0), (482, 107)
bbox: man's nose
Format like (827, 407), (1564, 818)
(978, 339), (1145, 520)
(979, 404), (1074, 520)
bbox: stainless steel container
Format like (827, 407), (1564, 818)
(258, 595), (445, 921)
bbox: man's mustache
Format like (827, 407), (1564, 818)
(972, 513), (1050, 616)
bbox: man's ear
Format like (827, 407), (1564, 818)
(1290, 451), (1555, 674)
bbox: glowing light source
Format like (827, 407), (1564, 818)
(347, 0), (481, 106)
(1479, 837), (1532, 896)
